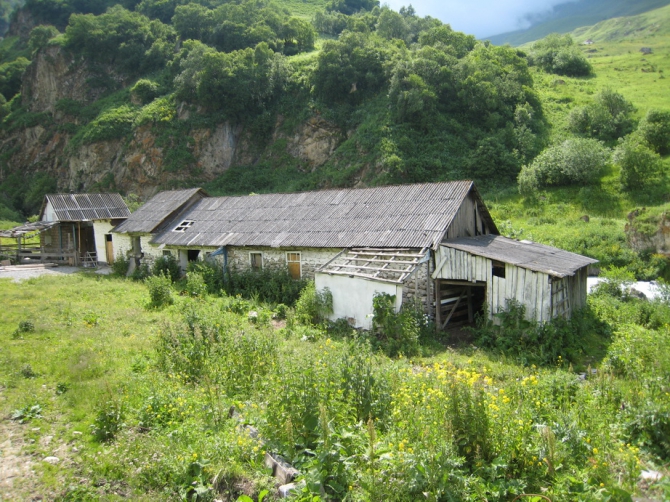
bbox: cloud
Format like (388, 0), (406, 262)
(383, 0), (572, 38)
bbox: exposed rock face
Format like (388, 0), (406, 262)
(21, 46), (110, 113)
(2, 46), (345, 199)
(283, 115), (343, 169)
(626, 208), (670, 255)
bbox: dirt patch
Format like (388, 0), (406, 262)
(0, 420), (36, 500)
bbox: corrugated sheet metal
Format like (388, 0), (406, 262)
(113, 188), (205, 234)
(150, 181), (475, 249)
(441, 234), (598, 277)
(45, 193), (130, 221)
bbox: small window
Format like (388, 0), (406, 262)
(105, 234), (113, 242)
(162, 250), (172, 257)
(492, 260), (506, 278)
(174, 220), (194, 232)
(287, 252), (301, 279)
(250, 252), (263, 271)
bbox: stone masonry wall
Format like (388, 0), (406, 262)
(227, 247), (342, 279)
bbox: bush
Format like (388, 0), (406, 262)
(28, 25), (60, 53)
(224, 267), (307, 305)
(294, 282), (333, 326)
(152, 254), (181, 282)
(111, 253), (129, 276)
(637, 109), (670, 155)
(91, 398), (125, 442)
(528, 34), (592, 77)
(131, 78), (160, 104)
(146, 271), (174, 308)
(473, 300), (607, 366)
(568, 89), (636, 142)
(185, 271), (207, 298)
(518, 138), (610, 195)
(372, 293), (422, 357)
(613, 135), (662, 190)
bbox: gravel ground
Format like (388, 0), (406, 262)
(0, 265), (112, 283)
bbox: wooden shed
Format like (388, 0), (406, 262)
(433, 235), (598, 329)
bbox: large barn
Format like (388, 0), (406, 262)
(113, 181), (596, 329)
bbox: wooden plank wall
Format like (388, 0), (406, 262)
(435, 246), (553, 322)
(443, 194), (491, 240)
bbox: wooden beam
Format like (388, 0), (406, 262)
(435, 279), (441, 332)
(442, 289), (466, 329)
(323, 270), (403, 284)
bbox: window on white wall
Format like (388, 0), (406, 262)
(287, 252), (301, 279)
(250, 252), (263, 271)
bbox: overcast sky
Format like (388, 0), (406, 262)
(384, 0), (573, 38)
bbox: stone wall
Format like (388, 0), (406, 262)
(227, 247), (342, 279)
(401, 257), (433, 318)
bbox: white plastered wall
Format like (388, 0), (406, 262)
(92, 220), (132, 264)
(315, 273), (403, 330)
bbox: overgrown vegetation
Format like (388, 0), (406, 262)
(1, 270), (669, 500)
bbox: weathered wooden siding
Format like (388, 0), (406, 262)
(442, 193), (492, 240)
(434, 246), (554, 323)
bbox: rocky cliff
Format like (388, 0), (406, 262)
(1, 44), (345, 199)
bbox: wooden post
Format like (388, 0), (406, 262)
(467, 286), (473, 323)
(435, 279), (441, 332)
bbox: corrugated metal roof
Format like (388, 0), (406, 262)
(150, 181), (478, 249)
(113, 188), (206, 234)
(43, 193), (130, 221)
(441, 234), (598, 277)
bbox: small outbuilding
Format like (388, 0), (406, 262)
(1, 193), (131, 265)
(433, 234), (597, 328)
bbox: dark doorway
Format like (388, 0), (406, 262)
(187, 250), (200, 262)
(436, 281), (486, 330)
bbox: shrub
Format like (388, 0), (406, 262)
(28, 25), (60, 53)
(294, 282), (333, 326)
(637, 109), (670, 155)
(188, 260), (223, 294)
(91, 398), (125, 442)
(111, 253), (130, 276)
(528, 34), (592, 77)
(568, 89), (636, 141)
(224, 267), (307, 305)
(152, 254), (181, 282)
(130, 78), (160, 104)
(613, 135), (662, 190)
(185, 271), (207, 298)
(518, 138), (610, 195)
(146, 271), (174, 308)
(372, 293), (422, 357)
(12, 319), (35, 338)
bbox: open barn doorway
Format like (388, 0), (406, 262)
(435, 280), (486, 331)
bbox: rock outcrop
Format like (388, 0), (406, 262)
(1, 45), (345, 199)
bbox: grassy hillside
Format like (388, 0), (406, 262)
(487, 0), (670, 46)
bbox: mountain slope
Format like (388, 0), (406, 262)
(486, 0), (670, 46)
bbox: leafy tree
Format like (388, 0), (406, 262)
(327, 0), (379, 15)
(613, 134), (662, 190)
(418, 25), (476, 58)
(131, 78), (160, 104)
(172, 3), (215, 42)
(518, 138), (610, 195)
(528, 33), (592, 77)
(28, 25), (60, 54)
(568, 89), (635, 142)
(136, 0), (179, 24)
(637, 109), (670, 155)
(64, 6), (176, 76)
(0, 57), (30, 100)
(376, 7), (409, 41)
(312, 32), (393, 105)
(281, 17), (315, 55)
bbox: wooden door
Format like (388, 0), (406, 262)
(105, 234), (114, 264)
(287, 252), (301, 279)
